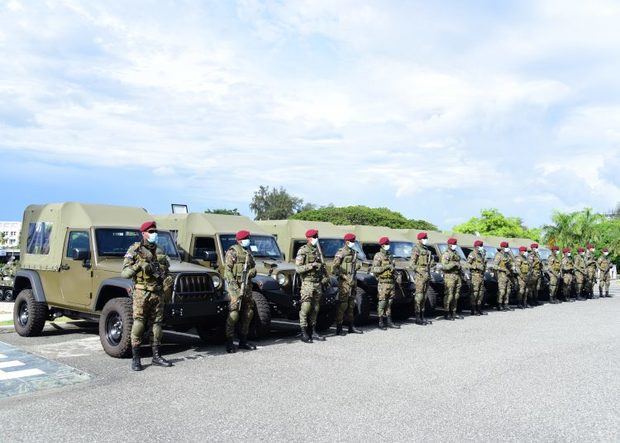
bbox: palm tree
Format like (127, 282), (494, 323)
(543, 208), (604, 248)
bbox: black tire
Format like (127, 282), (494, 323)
(196, 323), (226, 344)
(13, 289), (48, 336)
(0, 289), (5, 302)
(392, 302), (413, 320)
(315, 306), (337, 332)
(4, 289), (14, 302)
(249, 291), (271, 339)
(99, 297), (133, 358)
(354, 288), (372, 325)
(427, 284), (442, 311)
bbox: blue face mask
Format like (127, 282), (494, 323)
(147, 232), (158, 244)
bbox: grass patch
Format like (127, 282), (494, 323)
(0, 316), (74, 327)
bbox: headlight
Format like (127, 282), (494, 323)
(211, 274), (222, 289)
(275, 272), (289, 287)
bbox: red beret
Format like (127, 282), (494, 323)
(551, 246), (559, 251)
(578, 247), (585, 253)
(602, 247), (608, 252)
(305, 229), (318, 238)
(500, 241), (509, 248)
(236, 230), (250, 241)
(344, 233), (356, 242)
(531, 243), (539, 248)
(562, 247), (571, 253)
(417, 232), (428, 240)
(447, 238), (457, 245)
(587, 243), (594, 249)
(519, 246), (527, 252)
(140, 221), (157, 232)
(379, 236), (390, 245)
(474, 240), (483, 247)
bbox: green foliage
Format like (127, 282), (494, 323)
(249, 186), (312, 220)
(453, 209), (540, 240)
(204, 208), (241, 216)
(291, 205), (438, 230)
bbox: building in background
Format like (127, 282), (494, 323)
(0, 221), (21, 254)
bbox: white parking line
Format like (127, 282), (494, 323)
(0, 360), (25, 369)
(0, 353), (46, 380)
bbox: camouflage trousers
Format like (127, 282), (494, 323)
(528, 274), (541, 303)
(414, 271), (429, 314)
(586, 268), (597, 297)
(443, 273), (461, 314)
(562, 273), (574, 300)
(226, 285), (254, 339)
(548, 273), (560, 300)
(377, 280), (394, 318)
(599, 273), (610, 295)
(497, 272), (510, 305)
(131, 288), (164, 347)
(336, 279), (356, 325)
(517, 276), (530, 303)
(470, 272), (484, 307)
(575, 272), (585, 297)
(299, 281), (322, 329)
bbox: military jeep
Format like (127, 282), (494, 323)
(12, 203), (228, 358)
(155, 212), (339, 335)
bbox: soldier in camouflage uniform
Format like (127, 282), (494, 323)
(372, 237), (400, 330)
(584, 244), (597, 299)
(597, 248), (612, 298)
(331, 233), (363, 335)
(121, 221), (173, 371)
(528, 243), (543, 306)
(493, 241), (514, 311)
(574, 248), (587, 301)
(441, 238), (463, 320)
(409, 232), (432, 324)
(561, 248), (575, 302)
(547, 246), (562, 304)
(223, 230), (258, 353)
(295, 229), (329, 343)
(514, 246), (531, 309)
(466, 239), (487, 316)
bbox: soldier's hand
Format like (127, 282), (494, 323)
(140, 261), (153, 275)
(312, 262), (321, 270)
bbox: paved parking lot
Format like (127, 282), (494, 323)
(0, 284), (619, 442)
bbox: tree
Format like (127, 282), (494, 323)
(204, 208), (241, 216)
(453, 208), (540, 240)
(291, 205), (438, 230)
(249, 186), (311, 220)
(543, 208), (604, 248)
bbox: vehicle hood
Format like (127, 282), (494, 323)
(254, 258), (296, 274)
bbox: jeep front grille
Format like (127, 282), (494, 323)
(173, 273), (215, 301)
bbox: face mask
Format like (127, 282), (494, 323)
(478, 246), (484, 252)
(524, 252), (528, 257)
(532, 248), (537, 253)
(604, 252), (609, 256)
(383, 244), (390, 251)
(347, 241), (355, 248)
(589, 249), (595, 253)
(421, 239), (428, 246)
(241, 239), (250, 248)
(310, 238), (318, 246)
(147, 232), (158, 243)
(450, 245), (457, 251)
(567, 253), (571, 257)
(504, 248), (510, 253)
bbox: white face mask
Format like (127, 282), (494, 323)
(567, 253), (571, 257)
(450, 244), (457, 251)
(555, 250), (560, 255)
(504, 248), (510, 253)
(383, 244), (390, 251)
(523, 252), (528, 257)
(240, 239), (250, 248)
(147, 232), (158, 243)
(604, 252), (609, 256)
(347, 241), (355, 248)
(421, 239), (428, 246)
(478, 246), (484, 252)
(590, 249), (595, 253)
(310, 238), (318, 246)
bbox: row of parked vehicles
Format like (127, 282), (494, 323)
(12, 202), (548, 358)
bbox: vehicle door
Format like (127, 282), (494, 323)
(59, 230), (93, 307)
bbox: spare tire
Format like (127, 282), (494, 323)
(99, 297), (133, 358)
(249, 291), (271, 339)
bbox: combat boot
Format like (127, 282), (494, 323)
(378, 317), (387, 330)
(478, 305), (488, 315)
(454, 311), (464, 320)
(336, 324), (347, 336)
(301, 326), (312, 343)
(226, 338), (238, 353)
(470, 305), (476, 316)
(414, 311), (423, 325)
(517, 302), (524, 309)
(496, 305), (502, 312)
(151, 345), (173, 367)
(348, 322), (363, 334)
(312, 327), (326, 341)
(505, 304), (514, 311)
(419, 311), (430, 325)
(386, 317), (400, 329)
(598, 288), (603, 298)
(238, 336), (257, 350)
(131, 346), (143, 372)
(606, 291), (611, 298)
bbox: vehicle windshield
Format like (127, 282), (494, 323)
(437, 243), (466, 260)
(220, 234), (283, 259)
(95, 228), (180, 259)
(319, 238), (367, 261)
(537, 248), (551, 260)
(483, 246), (497, 260)
(390, 241), (413, 259)
(510, 247), (520, 256)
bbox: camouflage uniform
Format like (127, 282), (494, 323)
(441, 249), (462, 319)
(573, 254), (587, 300)
(295, 243), (326, 340)
(528, 250), (543, 305)
(493, 250), (513, 310)
(547, 252), (562, 303)
(585, 251), (597, 298)
(121, 241), (170, 348)
(372, 249), (399, 329)
(332, 244), (361, 334)
(409, 243), (432, 323)
(514, 254), (531, 308)
(597, 256), (612, 298)
(466, 248), (486, 315)
(561, 254), (575, 301)
(224, 244), (257, 342)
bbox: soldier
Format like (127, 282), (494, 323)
(121, 221), (173, 371)
(597, 248), (612, 298)
(584, 244), (597, 299)
(295, 229), (328, 343)
(223, 230), (258, 353)
(561, 247), (575, 302)
(493, 241), (514, 311)
(574, 247), (587, 301)
(528, 243), (543, 306)
(409, 232), (432, 324)
(371, 237), (400, 330)
(547, 246), (562, 304)
(514, 246), (531, 309)
(466, 239), (487, 316)
(441, 238), (463, 320)
(331, 233), (363, 335)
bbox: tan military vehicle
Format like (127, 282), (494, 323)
(13, 203), (228, 357)
(154, 212), (325, 336)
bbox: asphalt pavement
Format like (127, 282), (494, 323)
(1, 283), (619, 442)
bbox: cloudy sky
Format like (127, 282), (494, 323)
(1, 0), (619, 229)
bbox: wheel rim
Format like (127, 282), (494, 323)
(18, 301), (29, 326)
(105, 312), (123, 346)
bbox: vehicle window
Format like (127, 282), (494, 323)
(156, 232), (180, 259)
(390, 241), (413, 259)
(66, 231), (90, 257)
(26, 222), (53, 255)
(351, 242), (367, 261)
(194, 236), (217, 260)
(483, 246), (497, 260)
(363, 243), (380, 260)
(95, 229), (141, 257)
(292, 240), (305, 258)
(219, 234), (283, 259)
(462, 247), (473, 257)
(538, 248), (551, 260)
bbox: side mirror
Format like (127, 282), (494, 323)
(72, 248), (91, 261)
(203, 250), (218, 263)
